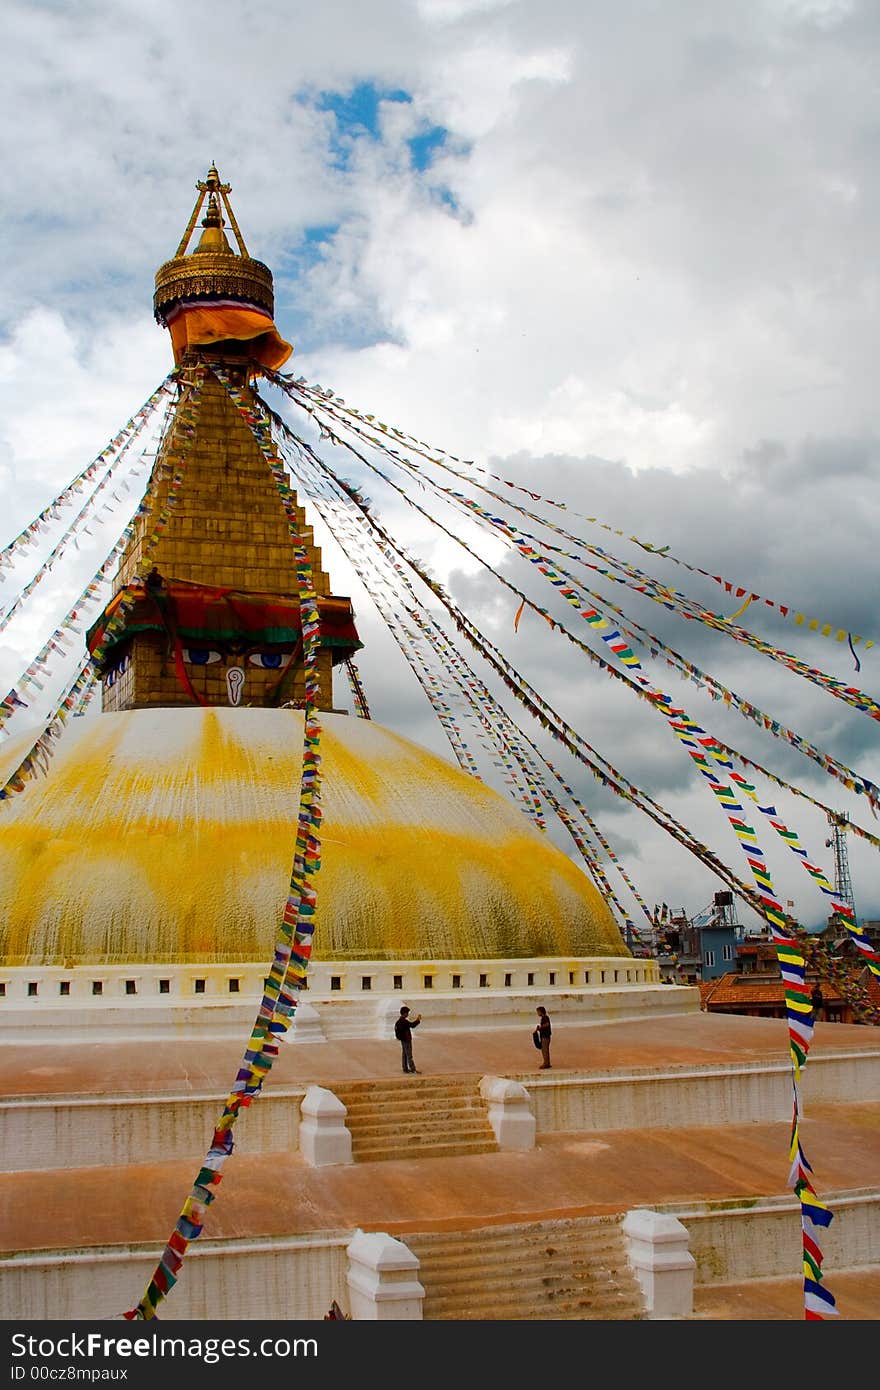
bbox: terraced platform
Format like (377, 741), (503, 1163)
(1, 1011), (878, 1320)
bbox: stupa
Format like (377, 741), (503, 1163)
(1, 170), (875, 1329)
(0, 166), (665, 1044)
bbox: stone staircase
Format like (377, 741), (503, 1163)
(327, 1081), (646, 1316)
(330, 1075), (498, 1163)
(406, 1215), (646, 1320)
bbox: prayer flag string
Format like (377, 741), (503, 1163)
(510, 538), (842, 1318)
(265, 375), (880, 816)
(262, 400), (796, 924)
(272, 376), (877, 711)
(0, 659), (95, 802)
(0, 376), (175, 583)
(87, 374), (203, 676)
(274, 424), (653, 946)
(275, 372), (876, 664)
(344, 658), (372, 719)
(1, 383), (197, 805)
(0, 384), (174, 635)
(277, 428), (534, 800)
(121, 367), (324, 1320)
(0, 394), (176, 738)
(729, 776), (880, 981)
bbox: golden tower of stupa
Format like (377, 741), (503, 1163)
(0, 166), (629, 979)
(93, 162), (359, 716)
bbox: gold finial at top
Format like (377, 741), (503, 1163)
(170, 164), (250, 260)
(194, 191), (232, 254)
(200, 162), (229, 195)
(202, 192), (224, 225)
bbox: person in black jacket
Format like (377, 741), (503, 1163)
(535, 1005), (552, 1069)
(394, 1005), (422, 1073)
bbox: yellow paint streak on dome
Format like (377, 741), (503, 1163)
(316, 825), (616, 960)
(0, 708), (627, 965)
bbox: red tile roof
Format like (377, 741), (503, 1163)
(701, 969), (880, 1010)
(701, 973), (844, 1008)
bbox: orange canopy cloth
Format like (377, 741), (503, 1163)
(165, 297), (293, 371)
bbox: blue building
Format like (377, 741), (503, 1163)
(655, 891), (741, 983)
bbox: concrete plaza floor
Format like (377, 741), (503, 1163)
(7, 1009), (880, 1095)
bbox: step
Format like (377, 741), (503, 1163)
(419, 1273), (639, 1301)
(332, 1073), (485, 1089)
(407, 1217), (622, 1253)
(332, 1078), (481, 1100)
(336, 1087), (479, 1101)
(425, 1295), (644, 1320)
(414, 1230), (624, 1260)
(350, 1114), (494, 1142)
(413, 1236), (624, 1278)
(403, 1215), (646, 1321)
(423, 1284), (643, 1314)
(332, 1077), (485, 1096)
(416, 1260), (632, 1297)
(421, 1270), (644, 1319)
(350, 1119), (494, 1145)
(341, 1100), (487, 1126)
(345, 1113), (489, 1136)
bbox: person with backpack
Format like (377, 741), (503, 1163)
(394, 1005), (422, 1073)
(534, 1005), (552, 1069)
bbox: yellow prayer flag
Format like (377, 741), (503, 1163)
(728, 594), (754, 622)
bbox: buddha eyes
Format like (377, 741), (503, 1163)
(183, 649), (222, 665)
(181, 650), (285, 668)
(105, 653), (131, 686)
(248, 652), (284, 669)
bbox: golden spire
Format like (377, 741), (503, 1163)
(154, 164), (273, 327)
(194, 192), (232, 255)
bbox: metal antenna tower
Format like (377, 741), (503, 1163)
(825, 811), (857, 922)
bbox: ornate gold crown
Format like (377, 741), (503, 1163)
(153, 163), (274, 325)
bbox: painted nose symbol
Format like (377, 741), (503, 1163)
(226, 666), (245, 706)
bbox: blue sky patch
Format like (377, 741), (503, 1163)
(275, 223), (341, 286)
(432, 186), (461, 215)
(316, 83), (412, 165)
(310, 84), (460, 195)
(301, 224), (339, 252)
(408, 124), (447, 172)
(318, 82), (411, 137)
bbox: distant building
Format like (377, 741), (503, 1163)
(655, 891), (740, 984)
(700, 930), (880, 1023)
(823, 916), (880, 961)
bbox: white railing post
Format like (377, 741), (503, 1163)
(345, 1230), (425, 1320)
(288, 1000), (326, 1043)
(299, 1085), (353, 1167)
(479, 1076), (536, 1150)
(623, 1209), (695, 1319)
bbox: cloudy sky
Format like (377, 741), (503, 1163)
(1, 0), (878, 934)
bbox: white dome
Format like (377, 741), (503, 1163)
(0, 707), (628, 965)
